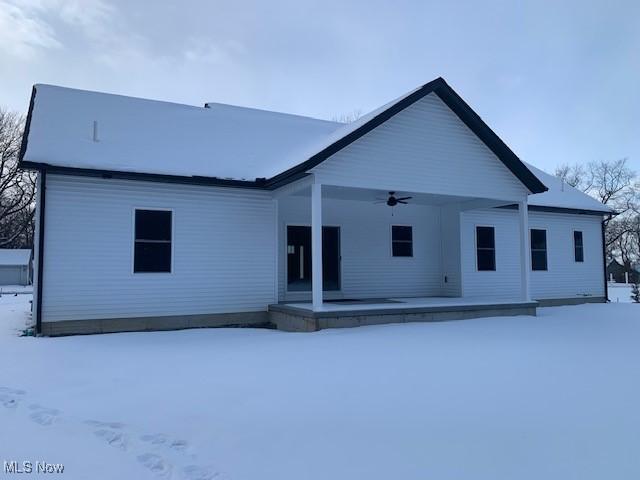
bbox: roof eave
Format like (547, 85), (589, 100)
(20, 161), (267, 189)
(17, 85), (37, 167)
(500, 204), (613, 216)
(432, 79), (548, 194)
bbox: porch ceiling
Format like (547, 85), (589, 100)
(289, 183), (515, 208)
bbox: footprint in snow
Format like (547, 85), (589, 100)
(0, 387), (25, 409)
(93, 427), (129, 450)
(28, 404), (60, 426)
(141, 433), (190, 453)
(139, 434), (222, 479)
(0, 396), (220, 479)
(182, 465), (225, 480)
(85, 420), (126, 429)
(21, 410), (219, 479)
(137, 453), (173, 478)
(86, 420), (130, 450)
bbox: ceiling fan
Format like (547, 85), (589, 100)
(375, 191), (413, 210)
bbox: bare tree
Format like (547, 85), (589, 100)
(555, 163), (585, 188)
(629, 215), (640, 265)
(0, 109), (36, 248)
(556, 159), (639, 270)
(608, 216), (639, 268)
(556, 158), (636, 213)
(585, 158), (636, 212)
(331, 109), (363, 124)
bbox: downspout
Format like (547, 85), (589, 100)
(601, 214), (610, 303)
(35, 168), (47, 335)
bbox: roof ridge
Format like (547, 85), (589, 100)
(34, 84), (345, 126)
(35, 83), (207, 111)
(204, 102), (344, 125)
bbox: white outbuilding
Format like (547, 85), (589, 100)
(0, 249), (32, 286)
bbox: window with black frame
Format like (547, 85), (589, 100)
(391, 226), (413, 257)
(476, 226), (495, 271)
(134, 209), (172, 273)
(530, 229), (547, 271)
(574, 231), (584, 262)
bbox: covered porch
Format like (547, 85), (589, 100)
(271, 177), (535, 330)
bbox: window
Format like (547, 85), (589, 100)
(392, 225), (413, 257)
(574, 231), (584, 262)
(530, 229), (547, 271)
(476, 226), (496, 271)
(134, 209), (172, 273)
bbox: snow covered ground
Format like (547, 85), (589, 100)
(608, 282), (635, 303)
(1, 295), (639, 480)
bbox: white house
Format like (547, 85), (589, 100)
(18, 77), (612, 335)
(0, 249), (32, 286)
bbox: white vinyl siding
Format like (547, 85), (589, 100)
(528, 212), (604, 299)
(461, 209), (521, 300)
(439, 204), (462, 297)
(277, 195), (443, 301)
(461, 208), (605, 300)
(41, 175), (276, 322)
(311, 93), (529, 201)
(40, 175), (605, 323)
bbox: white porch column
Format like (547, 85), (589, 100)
(518, 198), (531, 301)
(311, 183), (323, 310)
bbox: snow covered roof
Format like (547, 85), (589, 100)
(19, 79), (609, 214)
(0, 249), (31, 266)
(21, 78), (547, 192)
(22, 85), (342, 181)
(526, 163), (613, 213)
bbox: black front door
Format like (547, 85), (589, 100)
(287, 226), (340, 292)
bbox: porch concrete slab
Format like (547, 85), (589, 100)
(270, 310), (317, 332)
(269, 297), (538, 331)
(536, 296), (606, 307)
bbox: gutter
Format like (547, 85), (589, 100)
(497, 203), (612, 217)
(35, 169), (46, 335)
(20, 162), (267, 190)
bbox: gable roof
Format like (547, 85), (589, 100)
(266, 78), (547, 193)
(607, 259), (640, 272)
(20, 80), (615, 213)
(19, 78), (548, 194)
(0, 249), (31, 266)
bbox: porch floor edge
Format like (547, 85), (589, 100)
(268, 300), (539, 319)
(269, 300), (538, 332)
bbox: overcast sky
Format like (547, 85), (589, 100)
(1, 0), (638, 173)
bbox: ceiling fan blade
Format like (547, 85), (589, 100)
(397, 200), (408, 204)
(397, 196), (412, 201)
